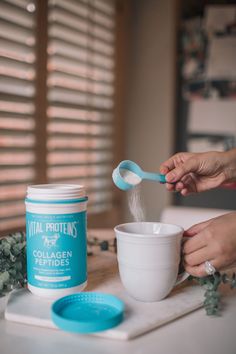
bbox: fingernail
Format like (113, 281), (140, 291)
(160, 168), (167, 175)
(166, 173), (175, 182)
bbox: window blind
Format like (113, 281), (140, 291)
(47, 0), (116, 213)
(0, 0), (117, 235)
(0, 0), (36, 233)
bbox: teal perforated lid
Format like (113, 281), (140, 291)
(51, 292), (124, 333)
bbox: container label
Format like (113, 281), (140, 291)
(26, 212), (87, 289)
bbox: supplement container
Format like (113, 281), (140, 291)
(25, 184), (88, 298)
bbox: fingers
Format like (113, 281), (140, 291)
(165, 175), (196, 195)
(184, 219), (213, 237)
(184, 261), (215, 277)
(160, 153), (198, 195)
(184, 246), (215, 266)
(182, 217), (232, 277)
(184, 244), (221, 277)
(160, 165), (170, 175)
(160, 152), (191, 175)
(181, 211), (236, 277)
(175, 181), (185, 192)
(179, 174), (197, 193)
(181, 188), (189, 196)
(160, 158), (177, 175)
(165, 181), (185, 192)
(183, 233), (207, 254)
(165, 158), (199, 183)
(184, 257), (227, 277)
(165, 182), (176, 192)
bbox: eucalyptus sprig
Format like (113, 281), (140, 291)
(190, 272), (236, 316)
(0, 231), (26, 297)
(87, 236), (117, 255)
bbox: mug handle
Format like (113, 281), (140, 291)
(175, 236), (190, 286)
(175, 270), (189, 286)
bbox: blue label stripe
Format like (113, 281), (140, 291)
(25, 197), (88, 204)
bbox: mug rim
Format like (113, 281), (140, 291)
(114, 221), (184, 238)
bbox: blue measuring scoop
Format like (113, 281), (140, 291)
(112, 160), (166, 191)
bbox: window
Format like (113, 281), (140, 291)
(0, 0), (125, 236)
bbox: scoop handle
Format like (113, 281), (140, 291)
(141, 171), (166, 183)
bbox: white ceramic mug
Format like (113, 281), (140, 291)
(114, 222), (189, 302)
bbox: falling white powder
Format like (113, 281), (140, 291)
(121, 169), (145, 222)
(128, 186), (146, 222)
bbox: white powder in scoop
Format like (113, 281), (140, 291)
(121, 169), (145, 222)
(121, 169), (141, 186)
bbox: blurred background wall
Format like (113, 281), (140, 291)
(123, 0), (177, 221)
(1, 0), (236, 235)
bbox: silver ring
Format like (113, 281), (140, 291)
(204, 261), (216, 275)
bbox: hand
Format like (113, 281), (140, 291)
(160, 150), (236, 196)
(183, 212), (236, 277)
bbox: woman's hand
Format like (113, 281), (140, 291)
(160, 150), (236, 196)
(183, 212), (236, 277)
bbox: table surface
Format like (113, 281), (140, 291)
(1, 229), (236, 354)
(1, 293), (236, 354)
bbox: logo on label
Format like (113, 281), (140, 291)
(42, 233), (60, 248)
(28, 221), (79, 238)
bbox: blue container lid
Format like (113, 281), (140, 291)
(51, 292), (124, 333)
